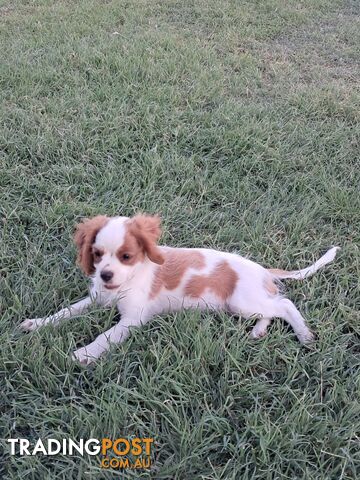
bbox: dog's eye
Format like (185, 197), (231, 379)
(93, 249), (102, 259)
(122, 253), (131, 260)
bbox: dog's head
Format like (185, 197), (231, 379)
(74, 214), (164, 290)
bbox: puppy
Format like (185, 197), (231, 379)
(20, 214), (339, 364)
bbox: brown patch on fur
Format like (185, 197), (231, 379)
(149, 250), (205, 299)
(74, 216), (109, 275)
(185, 260), (238, 301)
(128, 214), (164, 265)
(264, 276), (279, 296)
(116, 230), (145, 266)
(92, 246), (105, 264)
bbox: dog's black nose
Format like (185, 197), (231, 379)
(100, 270), (114, 283)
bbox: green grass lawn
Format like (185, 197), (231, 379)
(1, 0), (359, 478)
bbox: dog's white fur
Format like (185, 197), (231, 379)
(20, 214), (339, 365)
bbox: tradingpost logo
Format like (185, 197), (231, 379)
(7, 437), (154, 470)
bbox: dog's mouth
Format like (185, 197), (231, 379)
(103, 284), (121, 290)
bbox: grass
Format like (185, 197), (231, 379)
(0, 0), (359, 478)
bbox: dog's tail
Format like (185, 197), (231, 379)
(268, 247), (340, 280)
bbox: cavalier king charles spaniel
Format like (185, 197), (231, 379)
(20, 214), (339, 364)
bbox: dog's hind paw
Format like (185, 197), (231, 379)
(72, 346), (97, 365)
(19, 318), (44, 331)
(298, 329), (316, 344)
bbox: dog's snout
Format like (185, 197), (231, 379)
(100, 270), (114, 283)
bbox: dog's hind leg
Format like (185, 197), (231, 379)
(274, 298), (314, 344)
(229, 291), (314, 344)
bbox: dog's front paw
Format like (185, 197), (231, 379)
(19, 318), (44, 332)
(72, 346), (99, 365)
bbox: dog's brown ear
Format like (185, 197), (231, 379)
(74, 216), (108, 275)
(129, 214), (164, 265)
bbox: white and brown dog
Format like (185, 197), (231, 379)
(20, 214), (339, 364)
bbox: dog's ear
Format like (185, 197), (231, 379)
(128, 214), (164, 265)
(74, 216), (108, 275)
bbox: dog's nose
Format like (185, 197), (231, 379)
(100, 270), (114, 283)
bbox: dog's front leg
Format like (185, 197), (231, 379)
(72, 314), (147, 365)
(20, 297), (93, 331)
